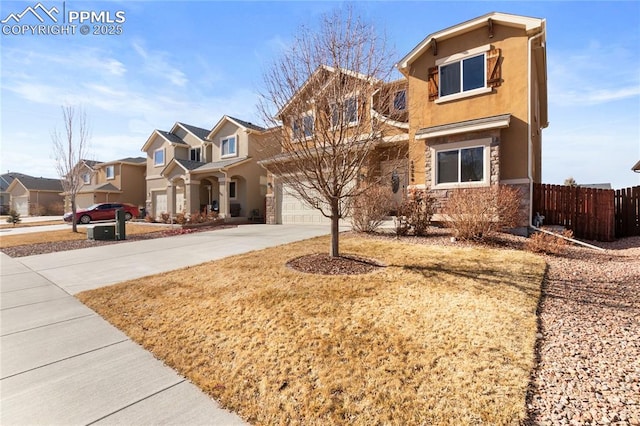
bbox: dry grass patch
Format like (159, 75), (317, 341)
(0, 223), (169, 248)
(0, 219), (63, 229)
(78, 235), (546, 425)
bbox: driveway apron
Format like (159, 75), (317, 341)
(1, 224), (329, 425)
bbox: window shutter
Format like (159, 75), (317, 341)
(486, 48), (502, 88)
(428, 66), (439, 101)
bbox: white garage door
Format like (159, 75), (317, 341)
(153, 192), (167, 217)
(12, 196), (29, 216)
(280, 184), (330, 225)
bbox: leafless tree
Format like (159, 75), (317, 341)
(52, 106), (91, 233)
(258, 7), (401, 257)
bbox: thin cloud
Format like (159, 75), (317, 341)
(131, 39), (188, 87)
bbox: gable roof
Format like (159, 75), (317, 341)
(276, 65), (380, 119)
(97, 157), (146, 167)
(1, 172), (26, 192)
(396, 12), (545, 71)
(632, 160), (640, 172)
(77, 183), (122, 193)
(160, 158), (207, 176)
(174, 122), (211, 142)
(7, 175), (63, 192)
(208, 115), (265, 139)
(141, 129), (186, 152)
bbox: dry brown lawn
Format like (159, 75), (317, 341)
(0, 219), (63, 229)
(0, 223), (169, 248)
(78, 235), (546, 425)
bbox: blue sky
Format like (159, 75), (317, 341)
(1, 1), (639, 188)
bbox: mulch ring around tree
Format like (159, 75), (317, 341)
(286, 253), (385, 275)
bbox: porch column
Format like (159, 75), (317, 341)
(218, 177), (229, 218)
(185, 179), (200, 214)
(167, 183), (174, 216)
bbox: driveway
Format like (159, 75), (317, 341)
(1, 224), (330, 425)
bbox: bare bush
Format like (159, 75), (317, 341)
(526, 228), (574, 255)
(351, 185), (393, 233)
(442, 185), (522, 240)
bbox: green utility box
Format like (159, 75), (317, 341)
(87, 225), (116, 241)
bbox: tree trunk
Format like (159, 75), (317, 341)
(330, 201), (340, 258)
(71, 196), (78, 233)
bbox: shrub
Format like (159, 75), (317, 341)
(350, 185), (393, 233)
(174, 212), (187, 225)
(159, 212), (171, 224)
(47, 201), (65, 215)
(442, 185), (522, 240)
(29, 204), (46, 216)
(403, 188), (434, 236)
(526, 227), (573, 255)
(6, 209), (21, 225)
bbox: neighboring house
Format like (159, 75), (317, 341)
(142, 117), (269, 220)
(632, 160), (640, 173)
(396, 12), (548, 226)
(5, 174), (64, 216)
(74, 157), (146, 209)
(0, 172), (19, 215)
(262, 65), (409, 225)
(579, 183), (612, 190)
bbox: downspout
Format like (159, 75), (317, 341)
(527, 25), (546, 227)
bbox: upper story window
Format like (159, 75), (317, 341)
(154, 148), (165, 166)
(190, 147), (201, 162)
(292, 113), (314, 139)
(106, 165), (115, 180)
(221, 136), (237, 157)
(393, 90), (406, 111)
(82, 172), (91, 184)
(331, 96), (359, 127)
(428, 45), (501, 103)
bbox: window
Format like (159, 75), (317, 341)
(82, 173), (91, 184)
(106, 165), (115, 180)
(436, 146), (484, 184)
(428, 45), (501, 102)
(393, 90), (406, 111)
(190, 147), (201, 162)
(221, 136), (236, 157)
(229, 180), (237, 199)
(330, 96), (358, 127)
(292, 113), (314, 139)
(154, 149), (165, 166)
(440, 53), (485, 97)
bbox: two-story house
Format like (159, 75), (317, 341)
(397, 12), (548, 226)
(141, 117), (268, 220)
(262, 65), (410, 225)
(74, 158), (146, 209)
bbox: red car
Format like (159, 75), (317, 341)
(63, 203), (139, 224)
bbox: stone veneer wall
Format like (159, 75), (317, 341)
(265, 194), (277, 224)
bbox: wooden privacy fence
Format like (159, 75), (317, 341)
(614, 186), (640, 238)
(532, 183), (615, 241)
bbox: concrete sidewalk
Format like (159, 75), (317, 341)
(1, 224), (330, 425)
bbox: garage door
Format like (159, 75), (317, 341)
(280, 184), (330, 225)
(153, 192), (167, 217)
(12, 196), (28, 216)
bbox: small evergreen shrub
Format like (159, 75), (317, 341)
(6, 209), (21, 225)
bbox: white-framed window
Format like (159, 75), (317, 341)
(190, 147), (201, 162)
(393, 90), (406, 111)
(292, 112), (314, 139)
(431, 138), (491, 189)
(82, 172), (91, 184)
(221, 136), (237, 157)
(229, 179), (237, 199)
(154, 148), (165, 166)
(331, 96), (359, 127)
(433, 44), (493, 103)
(105, 165), (115, 180)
